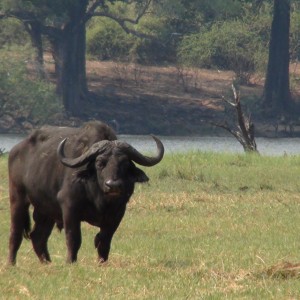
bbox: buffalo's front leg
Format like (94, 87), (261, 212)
(94, 229), (115, 263)
(94, 206), (126, 263)
(63, 207), (82, 263)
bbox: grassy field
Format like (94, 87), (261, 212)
(1, 151), (300, 299)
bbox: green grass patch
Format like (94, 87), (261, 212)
(1, 152), (300, 299)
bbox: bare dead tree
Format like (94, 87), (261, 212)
(213, 84), (259, 153)
(0, 148), (6, 156)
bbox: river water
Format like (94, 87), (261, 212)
(1, 133), (300, 156)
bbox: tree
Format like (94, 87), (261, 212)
(23, 20), (45, 78)
(1, 0), (153, 116)
(213, 85), (258, 153)
(263, 0), (292, 114)
(152, 0), (243, 35)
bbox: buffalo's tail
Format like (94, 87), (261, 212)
(23, 207), (31, 240)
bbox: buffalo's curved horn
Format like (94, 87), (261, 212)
(57, 138), (112, 168)
(116, 135), (164, 167)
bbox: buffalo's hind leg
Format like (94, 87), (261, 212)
(30, 209), (55, 263)
(62, 207), (82, 263)
(8, 189), (30, 265)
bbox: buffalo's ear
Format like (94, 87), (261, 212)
(132, 167), (149, 183)
(75, 162), (96, 181)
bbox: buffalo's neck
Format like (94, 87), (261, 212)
(81, 182), (130, 227)
(81, 196), (128, 227)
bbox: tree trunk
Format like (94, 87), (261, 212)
(263, 0), (292, 113)
(24, 21), (45, 78)
(50, 22), (88, 116)
(46, 0), (89, 117)
(63, 24), (87, 116)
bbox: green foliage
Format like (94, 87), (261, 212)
(290, 9), (300, 61)
(0, 46), (62, 124)
(88, 1), (240, 64)
(178, 17), (268, 83)
(87, 19), (135, 61)
(131, 15), (174, 63)
(0, 18), (29, 46)
(194, 0), (244, 22)
(152, 0), (204, 34)
(1, 0), (92, 28)
(153, 0), (243, 31)
(87, 11), (173, 63)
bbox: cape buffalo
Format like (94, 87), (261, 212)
(8, 121), (164, 265)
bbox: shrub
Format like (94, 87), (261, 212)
(178, 18), (268, 84)
(86, 13), (174, 64)
(0, 18), (29, 46)
(129, 14), (175, 64)
(86, 19), (135, 61)
(0, 46), (62, 125)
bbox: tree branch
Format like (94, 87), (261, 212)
(85, 0), (106, 21)
(212, 85), (258, 153)
(84, 0), (155, 40)
(221, 95), (236, 108)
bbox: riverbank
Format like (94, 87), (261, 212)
(1, 60), (300, 137)
(3, 133), (300, 156)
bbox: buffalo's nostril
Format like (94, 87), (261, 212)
(105, 179), (121, 189)
(105, 179), (122, 196)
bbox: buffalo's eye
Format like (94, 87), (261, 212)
(96, 160), (106, 169)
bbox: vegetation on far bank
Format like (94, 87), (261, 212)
(1, 152), (300, 298)
(1, 1), (300, 135)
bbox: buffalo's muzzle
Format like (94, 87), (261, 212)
(104, 179), (122, 196)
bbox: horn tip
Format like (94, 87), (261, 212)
(57, 138), (68, 157)
(150, 134), (164, 160)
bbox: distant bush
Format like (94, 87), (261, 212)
(130, 14), (175, 64)
(0, 18), (29, 46)
(178, 17), (268, 84)
(0, 46), (62, 125)
(86, 14), (174, 64)
(86, 19), (135, 61)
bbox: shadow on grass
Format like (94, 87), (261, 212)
(260, 261), (300, 279)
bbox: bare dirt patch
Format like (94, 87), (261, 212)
(83, 60), (266, 135)
(42, 57), (300, 136)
